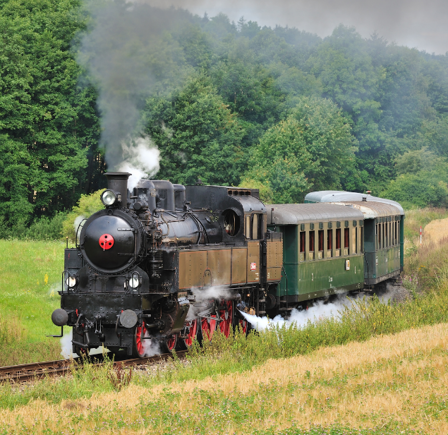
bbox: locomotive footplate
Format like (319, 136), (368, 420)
(61, 293), (143, 324)
(72, 326), (136, 355)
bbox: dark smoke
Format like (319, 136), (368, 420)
(143, 0), (448, 54)
(77, 1), (192, 171)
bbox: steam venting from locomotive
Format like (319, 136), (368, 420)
(117, 136), (160, 191)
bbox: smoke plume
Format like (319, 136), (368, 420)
(77, 1), (190, 175)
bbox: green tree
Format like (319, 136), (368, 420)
(381, 148), (448, 208)
(0, 0), (100, 229)
(242, 96), (357, 203)
(145, 75), (245, 186)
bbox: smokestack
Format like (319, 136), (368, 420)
(105, 172), (131, 205)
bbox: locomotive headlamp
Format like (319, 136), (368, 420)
(65, 276), (77, 288)
(129, 273), (140, 289)
(101, 189), (117, 206)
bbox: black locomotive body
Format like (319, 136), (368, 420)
(52, 172), (282, 356)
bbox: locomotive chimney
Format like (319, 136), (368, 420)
(105, 172), (131, 205)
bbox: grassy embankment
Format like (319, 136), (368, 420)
(0, 240), (64, 366)
(2, 208), (448, 433)
(2, 324), (448, 434)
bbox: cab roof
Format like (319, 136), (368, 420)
(305, 191), (404, 215)
(268, 203), (364, 225)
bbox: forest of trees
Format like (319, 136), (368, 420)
(1, 0), (448, 235)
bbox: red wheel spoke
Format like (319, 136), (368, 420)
(219, 300), (233, 338)
(201, 314), (217, 341)
(183, 319), (198, 347)
(166, 334), (177, 350)
(239, 318), (248, 334)
(135, 322), (147, 357)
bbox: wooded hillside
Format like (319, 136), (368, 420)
(1, 0), (448, 231)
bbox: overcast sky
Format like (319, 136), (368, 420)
(144, 0), (448, 55)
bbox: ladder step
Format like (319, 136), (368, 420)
(279, 307), (293, 312)
(258, 299), (266, 303)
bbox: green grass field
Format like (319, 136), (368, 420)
(0, 240), (65, 365)
(1, 208), (448, 433)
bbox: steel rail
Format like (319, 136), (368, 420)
(0, 350), (187, 383)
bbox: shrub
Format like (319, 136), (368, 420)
(0, 213), (66, 241)
(62, 189), (105, 242)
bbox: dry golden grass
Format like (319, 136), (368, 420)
(424, 218), (448, 245)
(3, 323), (448, 434)
(404, 208), (448, 251)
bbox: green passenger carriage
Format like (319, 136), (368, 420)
(305, 191), (404, 288)
(267, 204), (365, 312)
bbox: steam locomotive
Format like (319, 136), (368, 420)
(51, 172), (404, 357)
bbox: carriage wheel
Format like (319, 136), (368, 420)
(134, 321), (147, 358)
(201, 314), (217, 342)
(181, 319), (199, 348)
(163, 334), (178, 352)
(219, 300), (233, 338)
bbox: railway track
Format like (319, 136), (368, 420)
(0, 351), (187, 383)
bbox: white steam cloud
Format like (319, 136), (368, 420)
(60, 329), (108, 359)
(74, 215), (86, 232)
(186, 286), (233, 321)
(240, 289), (404, 332)
(240, 298), (350, 332)
(117, 136), (160, 191)
(191, 286), (233, 302)
(142, 332), (161, 357)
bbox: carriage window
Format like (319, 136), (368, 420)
(344, 228), (349, 249)
(318, 230), (324, 252)
(327, 229), (333, 250)
(385, 223), (388, 248)
(378, 224), (382, 249)
(245, 215), (251, 239)
(252, 214), (259, 240)
(300, 231), (305, 253)
(336, 228), (341, 250)
(361, 227), (364, 252)
(309, 231), (315, 253)
(353, 227), (358, 254)
(394, 221), (398, 245)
